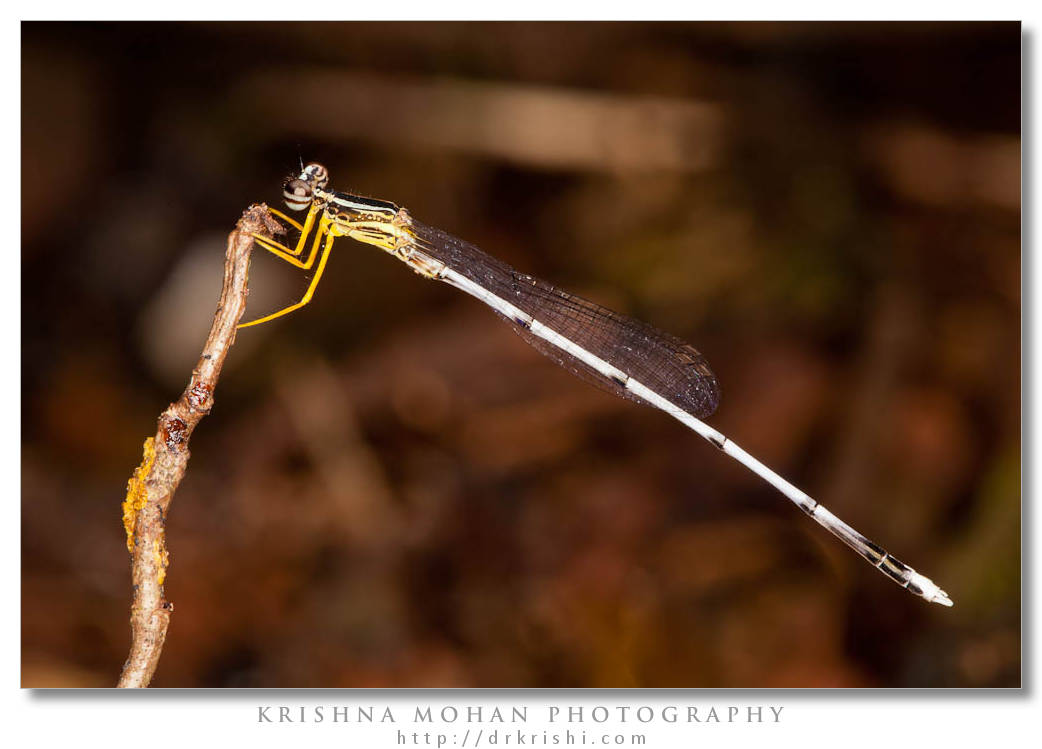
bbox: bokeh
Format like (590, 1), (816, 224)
(22, 22), (1020, 687)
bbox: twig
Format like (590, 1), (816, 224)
(117, 203), (280, 688)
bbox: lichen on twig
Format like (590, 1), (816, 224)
(116, 203), (281, 688)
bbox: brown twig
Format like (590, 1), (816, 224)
(117, 203), (280, 688)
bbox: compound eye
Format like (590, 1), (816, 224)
(282, 178), (313, 211)
(303, 162), (329, 190)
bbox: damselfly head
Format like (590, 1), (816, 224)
(282, 179), (313, 211)
(282, 162), (330, 211)
(300, 162), (330, 190)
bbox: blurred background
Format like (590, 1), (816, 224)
(22, 22), (1019, 687)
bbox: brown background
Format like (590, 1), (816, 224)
(22, 22), (1020, 687)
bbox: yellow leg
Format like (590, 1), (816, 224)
(251, 234), (308, 267)
(279, 203), (319, 256)
(250, 203), (322, 261)
(266, 206), (305, 233)
(252, 210), (332, 269)
(238, 229), (337, 328)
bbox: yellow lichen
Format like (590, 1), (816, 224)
(153, 538), (170, 586)
(122, 437), (156, 552)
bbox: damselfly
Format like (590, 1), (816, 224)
(241, 162), (953, 607)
